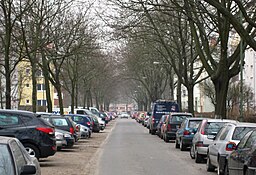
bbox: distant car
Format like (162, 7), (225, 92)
(149, 100), (180, 135)
(55, 129), (67, 150)
(227, 129), (256, 175)
(78, 124), (91, 138)
(176, 117), (204, 151)
(162, 112), (193, 142)
(190, 118), (237, 163)
(0, 136), (41, 175)
(0, 110), (56, 159)
(207, 122), (256, 175)
(120, 112), (129, 119)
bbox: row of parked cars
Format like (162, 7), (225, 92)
(135, 110), (256, 175)
(0, 108), (117, 175)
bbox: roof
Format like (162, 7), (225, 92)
(0, 136), (16, 144)
(0, 109), (35, 117)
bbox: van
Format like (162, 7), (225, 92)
(149, 100), (179, 134)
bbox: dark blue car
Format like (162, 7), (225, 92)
(65, 114), (92, 131)
(175, 118), (204, 151)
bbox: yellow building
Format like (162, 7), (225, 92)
(18, 60), (55, 112)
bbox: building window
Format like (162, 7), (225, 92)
(26, 100), (29, 104)
(37, 100), (47, 106)
(37, 84), (45, 91)
(26, 68), (30, 76)
(36, 70), (43, 77)
(26, 84), (29, 87)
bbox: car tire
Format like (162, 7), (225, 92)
(190, 146), (195, 159)
(24, 143), (40, 159)
(224, 162), (229, 175)
(149, 129), (152, 134)
(206, 153), (215, 172)
(164, 134), (169, 143)
(175, 139), (180, 148)
(180, 139), (186, 151)
(195, 149), (203, 163)
(217, 159), (225, 175)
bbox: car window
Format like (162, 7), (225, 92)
(52, 118), (68, 126)
(215, 127), (225, 140)
(237, 130), (252, 149)
(0, 144), (15, 175)
(0, 114), (21, 126)
(204, 122), (226, 135)
(219, 126), (231, 140)
(171, 115), (187, 122)
(10, 141), (27, 174)
(244, 131), (256, 148)
(188, 120), (201, 128)
(73, 116), (83, 122)
(232, 127), (255, 141)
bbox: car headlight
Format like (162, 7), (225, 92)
(55, 133), (64, 139)
(64, 133), (72, 138)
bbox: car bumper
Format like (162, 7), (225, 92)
(39, 144), (56, 158)
(182, 137), (193, 145)
(56, 139), (67, 148)
(166, 132), (177, 140)
(197, 146), (208, 156)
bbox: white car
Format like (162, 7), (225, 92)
(120, 112), (129, 119)
(97, 116), (106, 130)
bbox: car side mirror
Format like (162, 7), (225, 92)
(207, 135), (216, 140)
(20, 165), (36, 175)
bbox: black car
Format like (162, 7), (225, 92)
(227, 129), (256, 175)
(149, 100), (180, 134)
(41, 115), (78, 144)
(0, 109), (56, 159)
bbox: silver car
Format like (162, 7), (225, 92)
(190, 118), (237, 163)
(206, 122), (256, 175)
(0, 136), (41, 175)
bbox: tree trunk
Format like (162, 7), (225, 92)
(31, 62), (37, 113)
(71, 84), (75, 114)
(177, 80), (182, 111)
(213, 76), (229, 119)
(56, 84), (64, 115)
(187, 85), (194, 115)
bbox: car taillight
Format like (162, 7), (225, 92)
(226, 142), (236, 151)
(76, 125), (80, 132)
(195, 141), (204, 147)
(183, 130), (190, 135)
(87, 122), (91, 126)
(70, 127), (74, 134)
(36, 127), (55, 135)
(167, 124), (171, 131)
(152, 116), (155, 124)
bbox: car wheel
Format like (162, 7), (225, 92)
(175, 139), (180, 149)
(206, 153), (215, 172)
(149, 129), (151, 134)
(244, 168), (249, 175)
(190, 146), (195, 159)
(224, 162), (229, 175)
(217, 159), (225, 175)
(24, 143), (40, 159)
(180, 139), (186, 151)
(164, 133), (169, 143)
(195, 149), (203, 163)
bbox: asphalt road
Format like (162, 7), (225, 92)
(98, 118), (216, 175)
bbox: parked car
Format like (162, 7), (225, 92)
(156, 115), (168, 138)
(55, 128), (75, 150)
(175, 117), (204, 151)
(120, 112), (130, 119)
(207, 122), (256, 175)
(143, 112), (151, 127)
(149, 100), (180, 134)
(190, 118), (237, 163)
(78, 124), (91, 138)
(66, 114), (95, 133)
(0, 110), (56, 159)
(227, 129), (256, 175)
(162, 112), (193, 142)
(55, 129), (67, 151)
(41, 114), (78, 145)
(0, 136), (41, 175)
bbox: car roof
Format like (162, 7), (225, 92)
(203, 118), (237, 123)
(0, 136), (17, 144)
(186, 117), (206, 121)
(170, 112), (193, 116)
(225, 122), (256, 127)
(0, 109), (36, 116)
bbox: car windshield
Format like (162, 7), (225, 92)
(205, 122), (226, 135)
(232, 127), (255, 140)
(171, 115), (188, 122)
(188, 120), (202, 128)
(0, 144), (15, 175)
